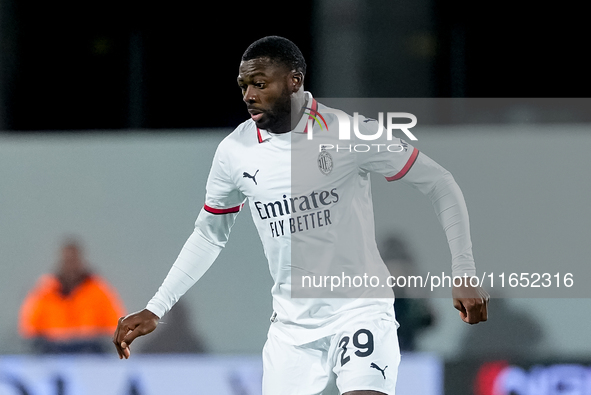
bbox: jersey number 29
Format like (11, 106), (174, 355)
(339, 329), (374, 367)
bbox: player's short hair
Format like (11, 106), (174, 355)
(242, 36), (307, 75)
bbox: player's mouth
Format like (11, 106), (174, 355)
(248, 108), (265, 122)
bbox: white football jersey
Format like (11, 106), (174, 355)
(146, 91), (476, 345)
(201, 92), (419, 344)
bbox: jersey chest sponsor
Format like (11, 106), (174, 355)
(252, 188), (339, 238)
(234, 141), (352, 238)
(254, 188), (339, 220)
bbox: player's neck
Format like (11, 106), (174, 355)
(268, 90), (307, 135)
(288, 90), (307, 132)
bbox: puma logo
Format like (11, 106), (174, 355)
(243, 170), (259, 185)
(370, 362), (388, 379)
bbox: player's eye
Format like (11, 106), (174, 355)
(254, 82), (265, 89)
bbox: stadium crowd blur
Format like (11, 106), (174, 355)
(18, 238), (126, 354)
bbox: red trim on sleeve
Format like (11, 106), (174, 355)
(385, 148), (419, 181)
(204, 203), (243, 215)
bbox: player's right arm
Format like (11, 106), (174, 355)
(113, 140), (246, 359)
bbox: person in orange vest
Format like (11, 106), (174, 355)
(19, 239), (126, 353)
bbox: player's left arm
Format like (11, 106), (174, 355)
(398, 150), (489, 324)
(353, 118), (488, 324)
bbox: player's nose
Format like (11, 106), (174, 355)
(243, 86), (257, 104)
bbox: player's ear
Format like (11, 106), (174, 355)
(290, 71), (304, 92)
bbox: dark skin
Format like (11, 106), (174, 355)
(237, 57), (306, 133)
(453, 281), (489, 324)
(113, 56), (488, 395)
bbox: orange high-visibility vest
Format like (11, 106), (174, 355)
(19, 274), (125, 341)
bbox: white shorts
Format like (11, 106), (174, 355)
(262, 312), (400, 395)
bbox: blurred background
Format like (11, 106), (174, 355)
(1, 1), (590, 394)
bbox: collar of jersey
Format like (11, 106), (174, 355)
(257, 92), (316, 143)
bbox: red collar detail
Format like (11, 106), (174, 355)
(257, 127), (264, 143)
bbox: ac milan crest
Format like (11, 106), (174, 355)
(318, 146), (333, 175)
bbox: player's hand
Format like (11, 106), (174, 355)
(452, 280), (489, 324)
(113, 309), (159, 359)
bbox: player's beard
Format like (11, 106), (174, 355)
(257, 86), (292, 134)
